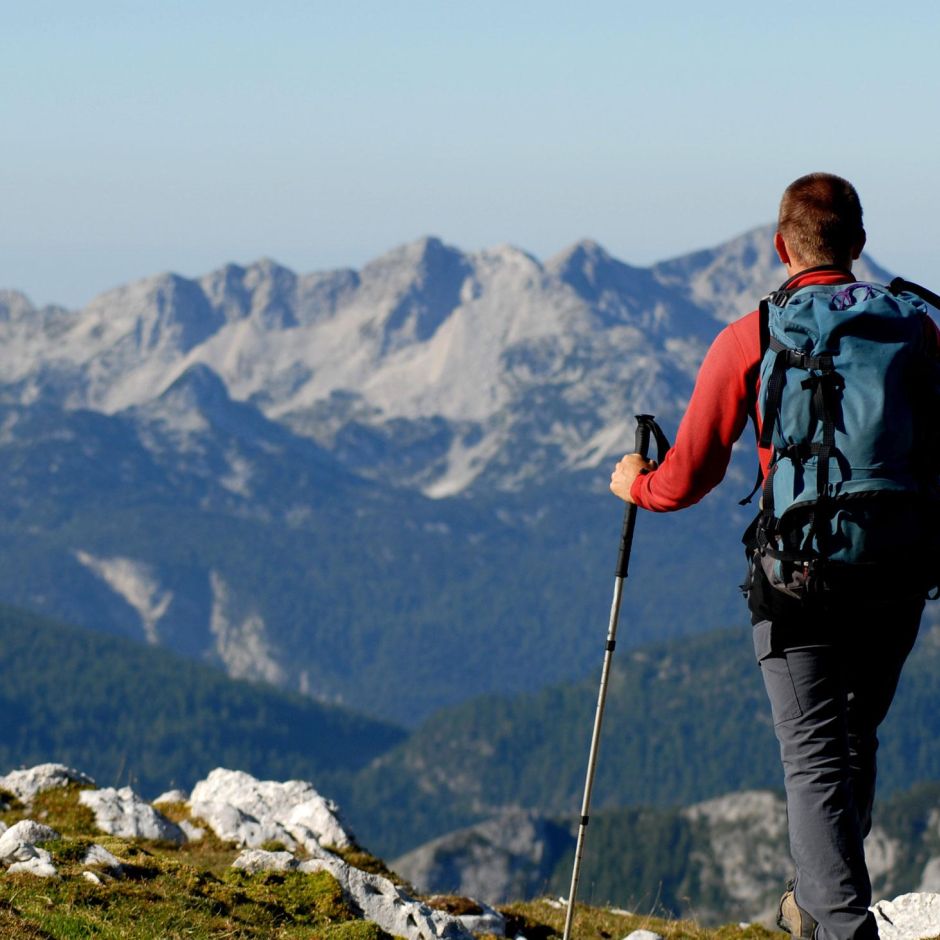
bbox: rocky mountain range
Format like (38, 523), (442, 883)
(0, 225), (891, 495)
(0, 228), (911, 727)
(391, 786), (940, 930)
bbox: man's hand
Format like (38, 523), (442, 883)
(610, 454), (657, 504)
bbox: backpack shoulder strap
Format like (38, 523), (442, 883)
(739, 298), (774, 506)
(888, 277), (940, 311)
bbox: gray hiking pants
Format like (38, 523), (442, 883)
(753, 593), (923, 940)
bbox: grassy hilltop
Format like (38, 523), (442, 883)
(0, 781), (781, 940)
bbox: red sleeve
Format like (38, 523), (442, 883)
(629, 313), (759, 512)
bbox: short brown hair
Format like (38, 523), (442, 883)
(778, 173), (865, 268)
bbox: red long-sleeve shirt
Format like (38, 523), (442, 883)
(630, 268), (861, 511)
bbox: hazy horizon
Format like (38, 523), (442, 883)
(5, 0), (939, 308)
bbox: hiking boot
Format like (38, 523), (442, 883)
(777, 884), (817, 939)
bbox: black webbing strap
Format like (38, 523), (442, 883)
(757, 341), (793, 449)
(802, 370), (842, 496)
(889, 277), (940, 311)
(740, 299), (773, 506)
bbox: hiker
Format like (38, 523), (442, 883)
(609, 173), (940, 940)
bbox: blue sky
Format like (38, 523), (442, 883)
(3, 1), (939, 307)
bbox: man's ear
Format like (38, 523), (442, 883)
(774, 230), (790, 265)
(852, 228), (867, 261)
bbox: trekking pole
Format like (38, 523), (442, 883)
(562, 414), (670, 940)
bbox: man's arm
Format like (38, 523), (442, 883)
(612, 316), (757, 511)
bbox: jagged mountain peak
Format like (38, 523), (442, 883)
(0, 289), (36, 321)
(362, 235), (464, 277)
(547, 237), (617, 269)
(79, 269), (226, 356)
(199, 258), (299, 329)
(652, 223), (895, 323)
(476, 242), (542, 269)
(158, 362), (231, 411)
(546, 237), (648, 298)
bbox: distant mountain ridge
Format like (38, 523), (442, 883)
(0, 229), (908, 725)
(0, 226), (894, 497)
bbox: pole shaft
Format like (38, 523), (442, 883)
(562, 573), (626, 940)
(562, 415), (658, 940)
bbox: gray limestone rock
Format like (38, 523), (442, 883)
(79, 787), (185, 844)
(298, 855), (477, 940)
(83, 843), (125, 878)
(682, 790), (790, 926)
(872, 893), (940, 940)
(7, 848), (58, 878)
(179, 820), (205, 842)
(0, 763), (95, 803)
(230, 843), (481, 939)
(623, 932), (665, 940)
(189, 768), (353, 851)
(0, 820), (60, 864)
(189, 799), (296, 850)
(232, 849), (299, 873)
(919, 858), (940, 893)
(393, 810), (573, 904)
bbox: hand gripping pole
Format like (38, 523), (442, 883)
(562, 414), (669, 940)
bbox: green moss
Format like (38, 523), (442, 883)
(322, 923), (395, 939)
(329, 843), (410, 887)
(260, 840), (289, 853)
(40, 838), (94, 865)
(499, 899), (784, 940)
(0, 798), (788, 939)
(0, 784), (98, 837)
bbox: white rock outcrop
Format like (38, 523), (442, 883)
(0, 820), (59, 864)
(79, 787), (185, 844)
(233, 848), (478, 940)
(872, 893), (940, 940)
(0, 819), (61, 878)
(232, 848), (299, 874)
(8, 849), (58, 878)
(189, 799), (296, 850)
(0, 764), (95, 803)
(83, 843), (125, 878)
(189, 768), (353, 851)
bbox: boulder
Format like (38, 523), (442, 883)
(179, 820), (205, 842)
(189, 768), (353, 851)
(7, 849), (58, 878)
(189, 799), (296, 850)
(232, 849), (299, 874)
(298, 855), (476, 940)
(83, 843), (125, 878)
(0, 820), (59, 864)
(229, 845), (484, 939)
(79, 787), (185, 844)
(872, 893), (940, 940)
(0, 764), (95, 803)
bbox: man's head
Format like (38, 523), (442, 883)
(774, 172), (866, 274)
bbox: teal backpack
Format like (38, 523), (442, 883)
(745, 273), (940, 598)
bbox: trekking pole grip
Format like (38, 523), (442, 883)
(614, 415), (655, 579)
